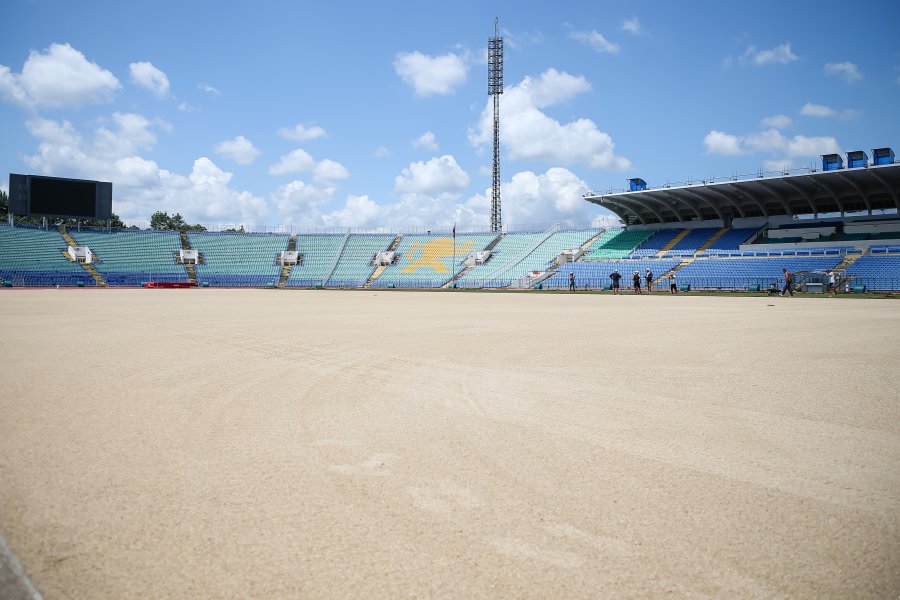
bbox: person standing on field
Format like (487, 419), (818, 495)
(610, 270), (622, 294)
(569, 271), (576, 292)
(781, 268), (794, 297)
(645, 268), (653, 293)
(669, 272), (678, 294)
(633, 271), (642, 294)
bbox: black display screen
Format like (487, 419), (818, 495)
(30, 176), (97, 218)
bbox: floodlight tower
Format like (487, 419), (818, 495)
(488, 17), (504, 232)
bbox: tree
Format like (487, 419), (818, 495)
(0, 189), (7, 219)
(150, 211), (206, 231)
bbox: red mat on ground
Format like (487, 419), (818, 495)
(142, 282), (198, 288)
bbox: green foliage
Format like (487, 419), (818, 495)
(149, 211), (206, 231)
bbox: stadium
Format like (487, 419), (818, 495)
(3, 149), (900, 293)
(2, 11), (900, 600)
(2, 150), (899, 600)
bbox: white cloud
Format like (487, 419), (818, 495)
(129, 61), (170, 98)
(395, 155), (470, 196)
(763, 159), (793, 173)
(800, 102), (835, 117)
(21, 113), (268, 226)
(374, 146), (390, 158)
(622, 18), (642, 35)
(278, 124), (326, 141)
(393, 51), (468, 96)
(704, 127), (840, 159)
(269, 149), (315, 175)
(824, 61), (862, 84)
(177, 102), (195, 112)
(703, 130), (744, 155)
(569, 30), (620, 54)
(469, 68), (630, 170)
(413, 131), (439, 151)
(214, 135), (261, 165)
(313, 159), (350, 184)
(199, 83), (220, 96)
(761, 114), (792, 129)
(739, 43), (798, 66)
(468, 167), (595, 227)
(799, 102), (858, 119)
(0, 42), (120, 108)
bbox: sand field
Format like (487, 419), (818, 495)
(1, 289), (898, 598)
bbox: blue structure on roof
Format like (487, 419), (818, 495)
(822, 154), (843, 171)
(846, 150), (868, 169)
(628, 178), (647, 192)
(873, 147), (895, 166)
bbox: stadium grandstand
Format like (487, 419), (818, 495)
(3, 148), (899, 292)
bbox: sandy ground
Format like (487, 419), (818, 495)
(0, 288), (898, 599)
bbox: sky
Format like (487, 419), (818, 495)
(1, 0), (899, 231)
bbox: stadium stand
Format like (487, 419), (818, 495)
(190, 232), (289, 287)
(629, 229), (683, 257)
(286, 234), (346, 287)
(703, 228), (758, 253)
(0, 225), (95, 286)
(71, 229), (188, 286)
(587, 229), (653, 259)
(666, 227), (718, 255)
(326, 234), (395, 288)
(543, 259), (682, 290)
(455, 229), (598, 288)
(674, 256), (843, 289)
(373, 233), (496, 288)
(844, 255), (900, 291)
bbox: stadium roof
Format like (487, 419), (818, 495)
(584, 162), (900, 225)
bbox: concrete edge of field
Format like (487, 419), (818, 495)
(0, 533), (43, 600)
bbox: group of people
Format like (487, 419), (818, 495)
(598, 268), (678, 294)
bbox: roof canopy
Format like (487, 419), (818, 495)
(585, 163), (900, 225)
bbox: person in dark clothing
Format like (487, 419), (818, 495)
(632, 271), (642, 294)
(781, 268), (794, 296)
(569, 271), (576, 291)
(669, 273), (678, 294)
(610, 270), (622, 294)
(645, 268), (653, 293)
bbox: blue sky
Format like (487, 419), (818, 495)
(1, 0), (898, 230)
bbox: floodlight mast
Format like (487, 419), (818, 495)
(488, 18), (504, 232)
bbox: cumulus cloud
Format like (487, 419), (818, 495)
(278, 123), (326, 141)
(214, 135), (261, 165)
(704, 127), (840, 160)
(129, 61), (170, 98)
(739, 43), (798, 66)
(268, 149), (316, 175)
(393, 50), (468, 96)
(0, 42), (120, 108)
(394, 155), (470, 197)
(469, 68), (630, 170)
(413, 131), (439, 151)
(467, 167), (596, 227)
(313, 159), (350, 184)
(761, 114), (792, 129)
(703, 130), (744, 155)
(622, 17), (642, 35)
(824, 61), (862, 84)
(569, 30), (620, 54)
(21, 113), (268, 225)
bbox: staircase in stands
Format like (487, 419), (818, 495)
(580, 229), (606, 250)
(278, 235), (297, 288)
(364, 235), (403, 288)
(60, 225), (106, 286)
(445, 232), (504, 287)
(695, 227), (729, 254)
(652, 258), (693, 288)
(179, 231), (197, 284)
(656, 229), (689, 257)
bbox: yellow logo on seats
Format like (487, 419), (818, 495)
(400, 238), (474, 274)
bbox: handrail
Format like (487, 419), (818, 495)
(483, 223), (560, 283)
(321, 228), (351, 286)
